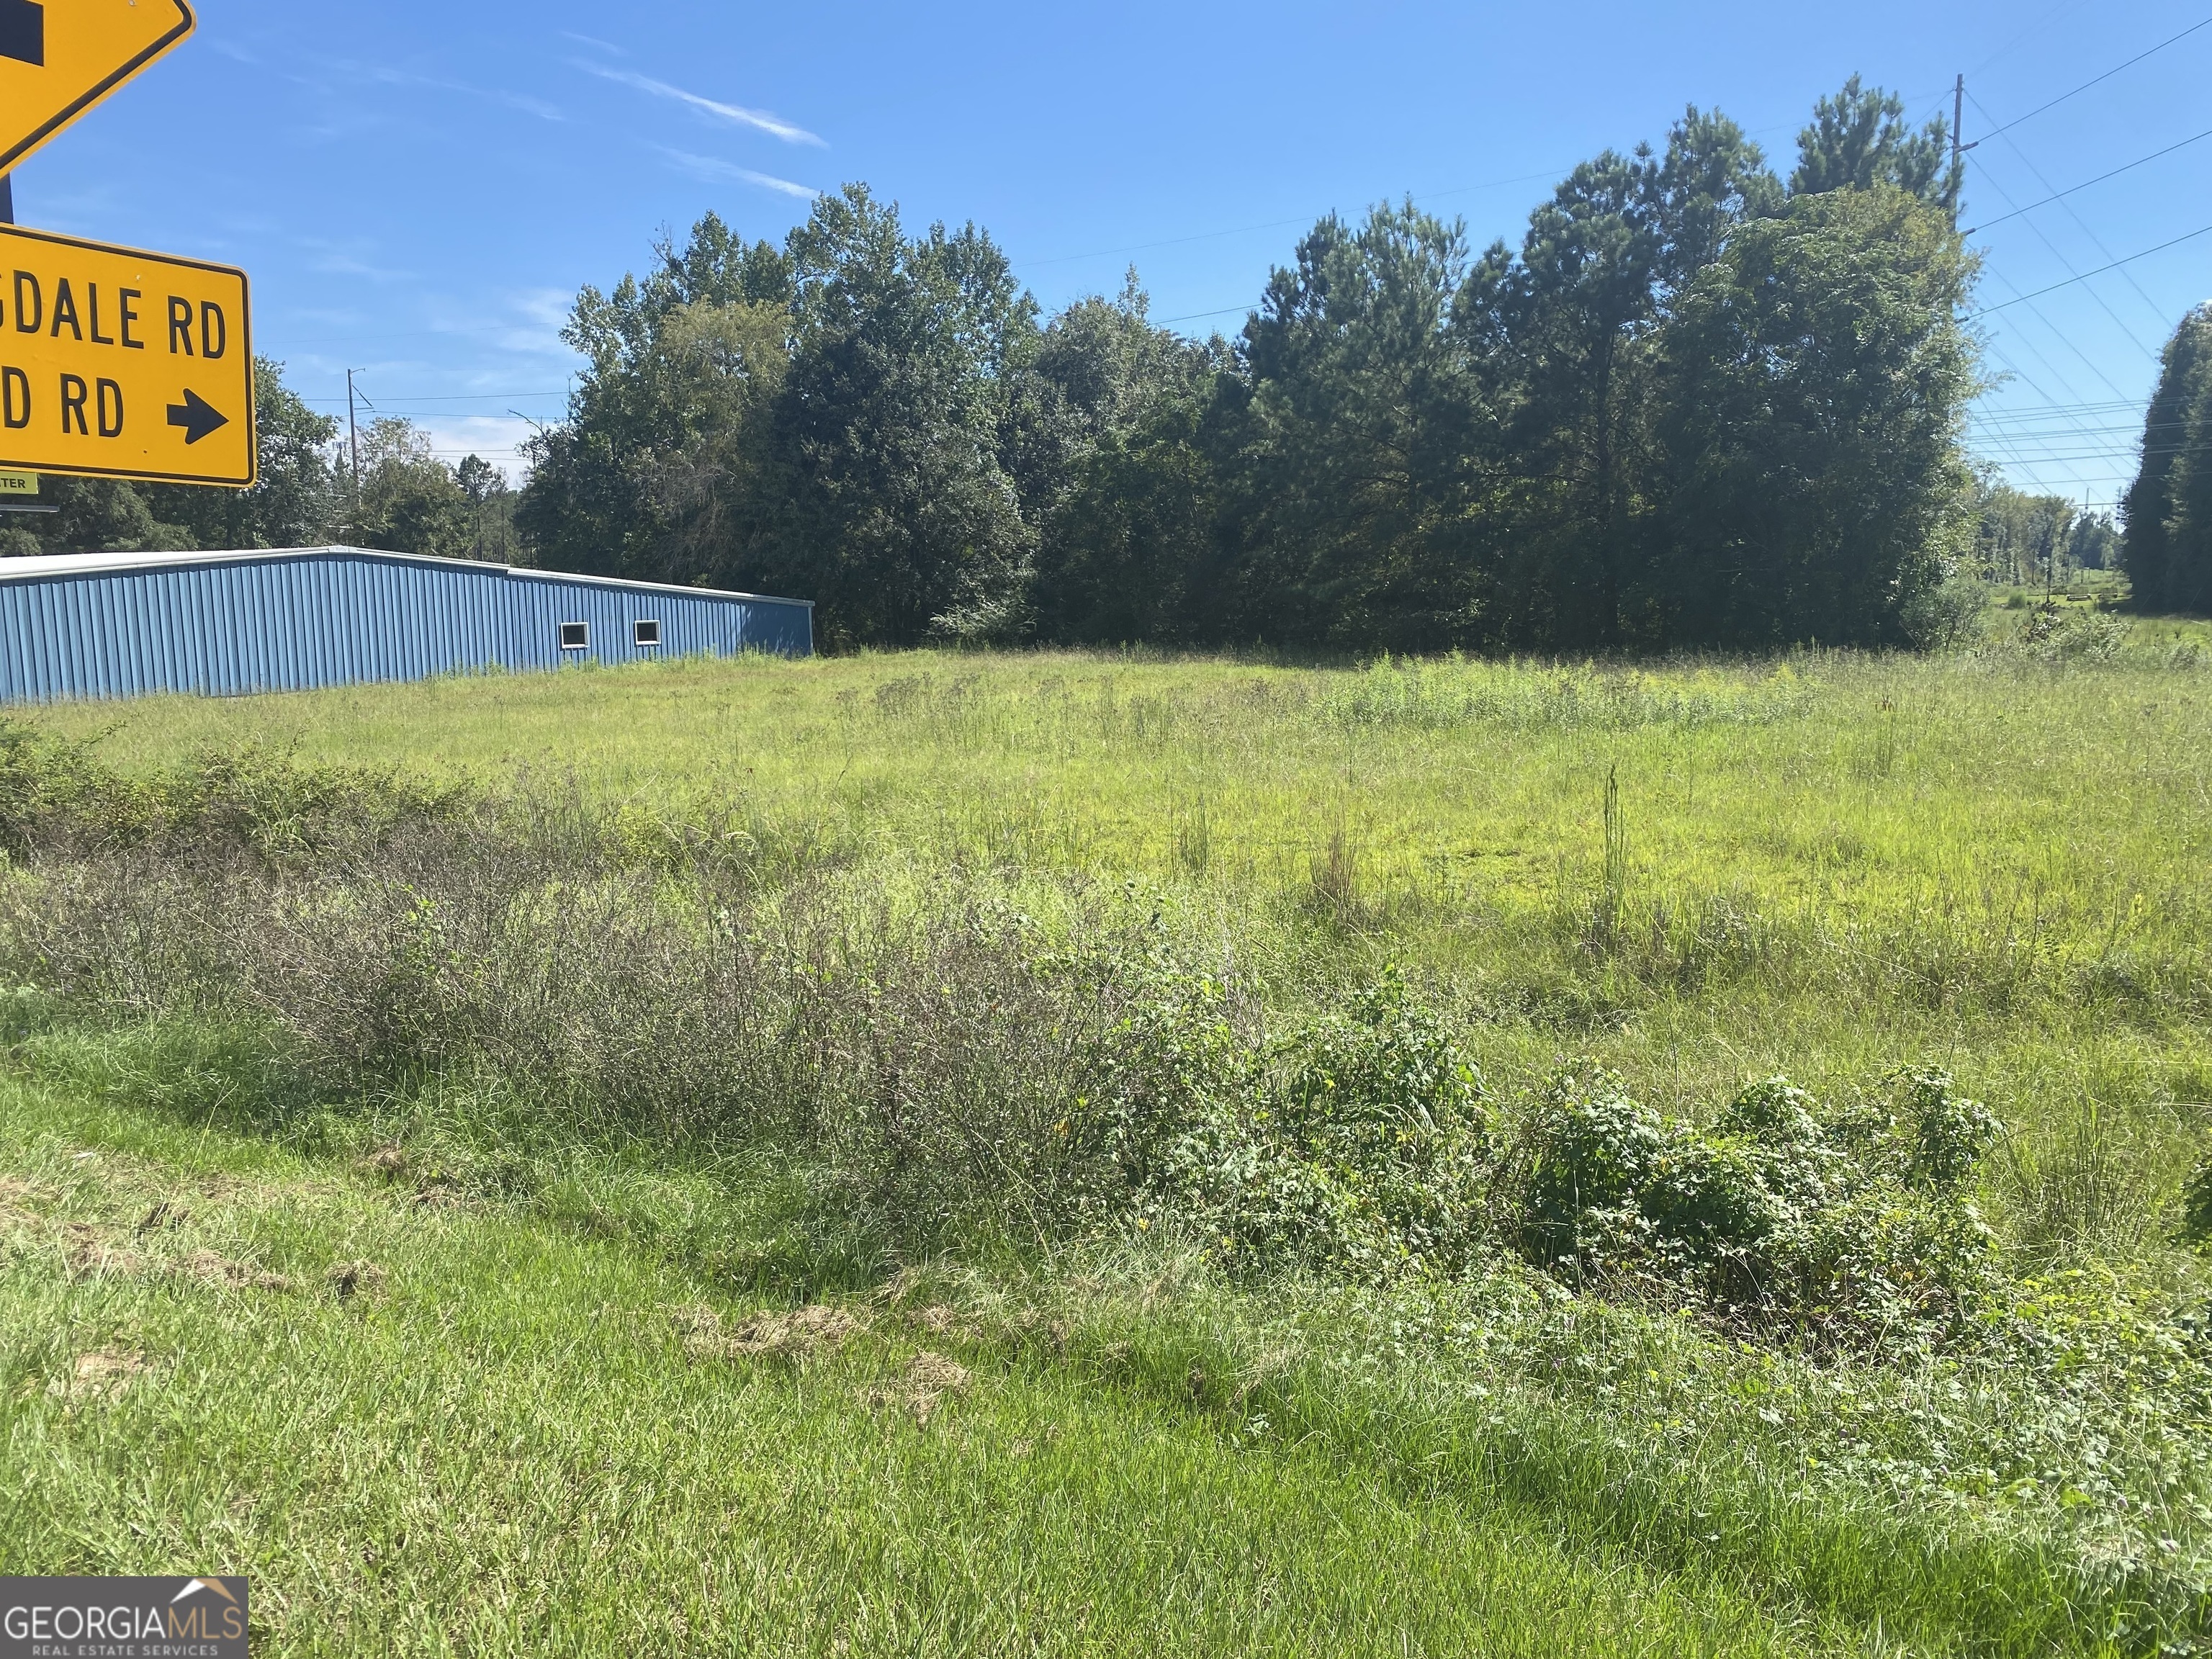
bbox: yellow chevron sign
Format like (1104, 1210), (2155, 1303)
(0, 224), (254, 487)
(0, 0), (197, 174)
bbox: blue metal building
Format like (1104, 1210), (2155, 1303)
(0, 544), (813, 703)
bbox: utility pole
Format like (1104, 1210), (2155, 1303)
(1950, 75), (1979, 226)
(345, 369), (362, 534)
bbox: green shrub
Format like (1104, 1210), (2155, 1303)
(1903, 1066), (2002, 1191)
(1516, 1067), (2000, 1340)
(1898, 572), (1988, 649)
(1143, 969), (1488, 1279)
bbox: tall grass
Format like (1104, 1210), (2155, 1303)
(7, 632), (2212, 1647)
(14, 644), (2212, 1240)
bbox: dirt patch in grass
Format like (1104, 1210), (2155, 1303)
(52, 1211), (292, 1294)
(359, 1144), (410, 1181)
(909, 1303), (975, 1341)
(63, 1223), (142, 1280)
(676, 1302), (868, 1362)
(0, 1177), (42, 1223)
(867, 1350), (974, 1424)
(909, 1349), (971, 1395)
(180, 1248), (293, 1293)
(56, 1348), (145, 1402)
(5, 1146), (379, 1298)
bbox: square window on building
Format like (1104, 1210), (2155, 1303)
(634, 619), (661, 647)
(559, 621), (588, 650)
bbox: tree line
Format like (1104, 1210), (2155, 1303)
(15, 75), (2203, 637)
(1973, 482), (2117, 588)
(518, 77), (1982, 652)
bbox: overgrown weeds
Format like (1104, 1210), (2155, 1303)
(6, 714), (2212, 1646)
(0, 731), (2178, 1354)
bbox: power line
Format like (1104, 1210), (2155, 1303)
(1965, 130), (2163, 359)
(1973, 436), (2177, 454)
(1156, 302), (1254, 327)
(1983, 445), (2212, 464)
(1954, 72), (2180, 508)
(1971, 422), (2144, 433)
(1971, 406), (2164, 421)
(1973, 339), (2100, 491)
(301, 391), (564, 404)
(1971, 395), (2162, 414)
(1977, 259), (2140, 399)
(1973, 327), (2159, 500)
(1974, 13), (2212, 142)
(1968, 94), (2173, 343)
(1971, 271), (2131, 453)
(1964, 122), (2212, 234)
(1968, 220), (2212, 316)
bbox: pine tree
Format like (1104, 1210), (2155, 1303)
(2123, 306), (2212, 613)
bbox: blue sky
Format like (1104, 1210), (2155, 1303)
(9, 0), (2208, 510)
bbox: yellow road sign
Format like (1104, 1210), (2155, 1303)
(0, 224), (253, 487)
(0, 469), (35, 493)
(1, 1), (197, 174)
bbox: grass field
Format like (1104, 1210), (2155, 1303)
(30, 633), (2212, 1230)
(0, 1066), (1904, 1657)
(8, 624), (2212, 1653)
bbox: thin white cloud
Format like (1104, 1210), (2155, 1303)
(511, 288), (575, 333)
(374, 68), (564, 123)
(312, 58), (564, 122)
(299, 241), (419, 284)
(560, 31), (625, 55)
(577, 62), (824, 146)
(485, 288), (581, 356)
(657, 148), (819, 199)
(402, 289), (580, 361)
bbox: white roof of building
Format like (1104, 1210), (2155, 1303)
(0, 544), (812, 606)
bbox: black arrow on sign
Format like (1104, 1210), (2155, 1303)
(166, 389), (228, 445)
(0, 0), (42, 67)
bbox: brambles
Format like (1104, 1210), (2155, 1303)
(2015, 602), (2131, 664)
(1143, 968), (1488, 1278)
(1516, 1067), (2005, 1342)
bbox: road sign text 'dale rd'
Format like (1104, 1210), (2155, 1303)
(0, 224), (253, 487)
(0, 1), (195, 174)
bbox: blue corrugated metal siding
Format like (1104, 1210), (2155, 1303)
(0, 549), (812, 703)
